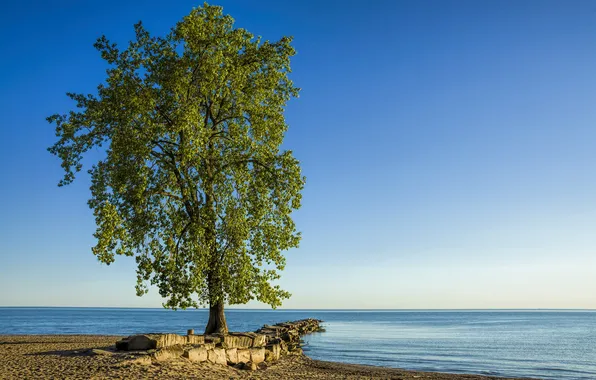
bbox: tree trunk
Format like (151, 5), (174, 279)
(204, 301), (228, 334)
(203, 136), (228, 335)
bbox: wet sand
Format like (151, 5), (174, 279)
(0, 335), (524, 379)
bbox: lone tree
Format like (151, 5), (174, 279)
(48, 4), (304, 334)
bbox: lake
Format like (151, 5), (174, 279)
(1, 308), (594, 379)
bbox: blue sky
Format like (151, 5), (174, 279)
(1, 0), (596, 308)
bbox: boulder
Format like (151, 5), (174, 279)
(265, 343), (280, 361)
(257, 325), (286, 337)
(263, 324), (286, 331)
(282, 330), (300, 343)
(237, 348), (251, 363)
(116, 333), (187, 351)
(251, 333), (267, 347)
(223, 332), (266, 348)
(153, 334), (187, 348)
(250, 347), (265, 364)
(186, 335), (205, 345)
(116, 335), (155, 350)
(207, 348), (227, 365)
(184, 346), (208, 362)
(204, 334), (222, 345)
(152, 345), (184, 361)
(259, 330), (280, 343)
(223, 333), (253, 349)
(244, 361), (258, 371)
(214, 348), (228, 365)
(264, 349), (274, 362)
(225, 348), (238, 365)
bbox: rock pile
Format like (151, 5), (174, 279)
(256, 318), (323, 355)
(116, 333), (204, 350)
(115, 318), (323, 370)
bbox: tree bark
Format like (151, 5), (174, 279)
(203, 115), (228, 335)
(204, 301), (228, 334)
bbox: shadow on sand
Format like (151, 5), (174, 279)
(25, 346), (118, 357)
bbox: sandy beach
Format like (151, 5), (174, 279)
(0, 335), (525, 380)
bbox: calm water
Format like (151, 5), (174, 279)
(1, 308), (595, 380)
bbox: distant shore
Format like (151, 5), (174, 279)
(0, 335), (525, 379)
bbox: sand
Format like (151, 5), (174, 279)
(0, 335), (525, 379)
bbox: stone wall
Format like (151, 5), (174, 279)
(115, 318), (323, 370)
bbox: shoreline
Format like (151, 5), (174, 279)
(0, 335), (527, 379)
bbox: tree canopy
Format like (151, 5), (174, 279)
(47, 3), (304, 333)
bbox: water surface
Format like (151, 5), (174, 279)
(1, 308), (594, 379)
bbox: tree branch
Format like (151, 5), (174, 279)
(145, 188), (183, 201)
(150, 149), (195, 220)
(221, 158), (275, 176)
(213, 114), (250, 128)
(175, 220), (193, 258)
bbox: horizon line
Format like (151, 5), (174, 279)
(1, 306), (595, 311)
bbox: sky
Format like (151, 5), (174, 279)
(1, 0), (596, 309)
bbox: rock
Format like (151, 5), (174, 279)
(223, 332), (266, 348)
(268, 337), (282, 345)
(225, 348), (238, 364)
(259, 331), (280, 343)
(250, 347), (265, 364)
(258, 361), (268, 370)
(186, 335), (205, 345)
(244, 361), (258, 371)
(207, 348), (227, 365)
(251, 333), (266, 347)
(152, 345), (184, 361)
(282, 330), (300, 343)
(264, 349), (273, 362)
(118, 318), (323, 366)
(206, 349), (217, 364)
(237, 348), (251, 363)
(213, 348), (228, 365)
(265, 343), (280, 361)
(116, 335), (154, 351)
(223, 333), (253, 349)
(263, 324), (286, 331)
(204, 334), (222, 345)
(248, 335), (263, 347)
(263, 329), (280, 334)
(116, 333), (187, 351)
(184, 346), (208, 362)
(154, 334), (188, 348)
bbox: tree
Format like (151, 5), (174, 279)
(47, 3), (304, 334)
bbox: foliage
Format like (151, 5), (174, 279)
(48, 3), (304, 312)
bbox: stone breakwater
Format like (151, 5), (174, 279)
(115, 318), (323, 370)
